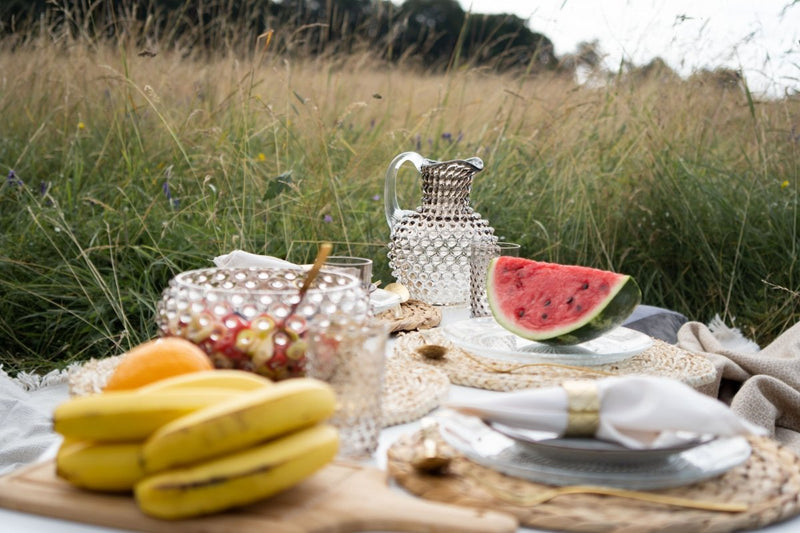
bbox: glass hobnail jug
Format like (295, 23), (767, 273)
(384, 151), (496, 306)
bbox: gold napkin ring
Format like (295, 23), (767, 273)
(562, 380), (600, 437)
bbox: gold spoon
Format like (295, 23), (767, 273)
(287, 242), (332, 317)
(411, 418), (452, 474)
(415, 344), (448, 360)
(414, 341), (615, 376)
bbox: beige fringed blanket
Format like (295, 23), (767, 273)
(678, 320), (800, 454)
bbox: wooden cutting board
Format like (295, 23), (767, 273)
(0, 459), (517, 533)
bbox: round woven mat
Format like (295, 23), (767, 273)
(67, 353), (450, 429)
(387, 430), (800, 533)
(382, 357), (450, 427)
(376, 300), (442, 333)
(393, 329), (718, 394)
(68, 356), (123, 397)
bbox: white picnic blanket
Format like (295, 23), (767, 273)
(0, 368), (66, 475)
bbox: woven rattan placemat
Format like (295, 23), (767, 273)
(68, 353), (449, 429)
(382, 357), (449, 427)
(387, 430), (800, 533)
(392, 329), (718, 394)
(376, 300), (442, 333)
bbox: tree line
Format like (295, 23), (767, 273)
(1, 0), (557, 71)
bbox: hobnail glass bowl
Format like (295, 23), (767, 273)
(156, 267), (370, 380)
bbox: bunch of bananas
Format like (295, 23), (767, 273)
(53, 370), (339, 519)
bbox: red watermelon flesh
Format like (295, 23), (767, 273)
(486, 256), (641, 345)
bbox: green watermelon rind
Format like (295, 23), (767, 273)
(486, 260), (642, 346)
(536, 276), (641, 345)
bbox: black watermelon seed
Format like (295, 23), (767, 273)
(566, 296), (574, 304)
(541, 313), (548, 319)
(517, 308), (525, 318)
(544, 299), (551, 307)
(581, 282), (589, 290)
(576, 305), (583, 312)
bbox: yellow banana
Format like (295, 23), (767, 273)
(136, 369), (272, 393)
(135, 424), (338, 519)
(142, 378), (336, 473)
(56, 439), (146, 492)
(53, 389), (242, 441)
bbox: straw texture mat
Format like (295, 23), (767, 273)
(393, 329), (718, 394)
(376, 300), (442, 333)
(68, 354), (450, 429)
(387, 430), (800, 533)
(382, 357), (449, 427)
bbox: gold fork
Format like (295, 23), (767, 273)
(460, 469), (747, 513)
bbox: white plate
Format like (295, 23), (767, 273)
(437, 412), (751, 490)
(490, 423), (716, 465)
(441, 317), (652, 366)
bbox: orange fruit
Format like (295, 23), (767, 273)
(104, 337), (214, 391)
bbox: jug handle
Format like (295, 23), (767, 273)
(385, 151), (426, 231)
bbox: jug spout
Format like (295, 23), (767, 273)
(457, 157), (483, 171)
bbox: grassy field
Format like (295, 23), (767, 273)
(1, 13), (798, 375)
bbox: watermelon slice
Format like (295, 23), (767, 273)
(486, 257), (641, 345)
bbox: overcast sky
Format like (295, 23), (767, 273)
(457, 0), (800, 97)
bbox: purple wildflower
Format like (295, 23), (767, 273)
(441, 132), (452, 143)
(39, 181), (50, 195)
(456, 131), (463, 143)
(323, 214), (333, 223)
(372, 194), (380, 201)
(7, 170), (22, 186)
(415, 134), (422, 151)
(162, 180), (179, 208)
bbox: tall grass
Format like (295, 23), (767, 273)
(1, 7), (798, 374)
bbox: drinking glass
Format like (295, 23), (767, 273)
(469, 241), (521, 318)
(323, 256), (373, 291)
(306, 316), (389, 459)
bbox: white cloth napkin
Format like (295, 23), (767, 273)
(212, 250), (300, 269)
(447, 375), (766, 449)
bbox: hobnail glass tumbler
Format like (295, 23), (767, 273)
(469, 241), (521, 318)
(306, 316), (389, 459)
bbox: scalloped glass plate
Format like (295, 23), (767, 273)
(489, 423), (716, 465)
(437, 412), (751, 490)
(441, 317), (652, 366)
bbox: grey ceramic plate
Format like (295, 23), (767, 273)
(489, 423), (716, 465)
(441, 317), (653, 366)
(437, 412), (751, 490)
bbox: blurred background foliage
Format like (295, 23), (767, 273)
(0, 0), (797, 375)
(0, 0), (556, 70)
